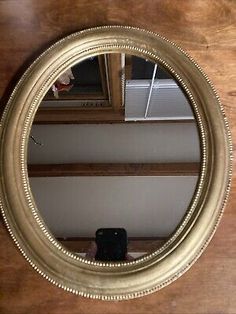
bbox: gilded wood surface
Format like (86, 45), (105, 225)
(0, 0), (235, 313)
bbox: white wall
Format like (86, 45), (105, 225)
(28, 123), (200, 164)
(30, 176), (198, 238)
(28, 122), (200, 238)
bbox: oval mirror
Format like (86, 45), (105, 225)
(28, 54), (201, 261)
(0, 26), (231, 300)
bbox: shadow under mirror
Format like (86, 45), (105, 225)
(27, 53), (201, 262)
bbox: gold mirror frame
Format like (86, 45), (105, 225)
(0, 26), (232, 300)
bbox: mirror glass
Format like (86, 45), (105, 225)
(27, 53), (200, 261)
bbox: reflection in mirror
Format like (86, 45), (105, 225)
(28, 53), (200, 261)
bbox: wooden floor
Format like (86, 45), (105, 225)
(0, 1), (236, 313)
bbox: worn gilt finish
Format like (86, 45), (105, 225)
(0, 26), (232, 300)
